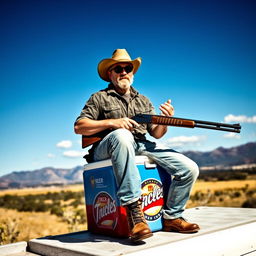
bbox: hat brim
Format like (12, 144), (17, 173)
(98, 57), (142, 82)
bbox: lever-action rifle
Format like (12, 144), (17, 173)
(82, 114), (241, 148)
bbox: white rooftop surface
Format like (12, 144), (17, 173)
(26, 206), (256, 256)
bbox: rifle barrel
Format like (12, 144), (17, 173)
(194, 120), (241, 133)
(195, 124), (241, 133)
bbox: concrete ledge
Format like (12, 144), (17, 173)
(28, 207), (256, 256)
(0, 241), (27, 255)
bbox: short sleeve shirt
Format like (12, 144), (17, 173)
(75, 84), (156, 140)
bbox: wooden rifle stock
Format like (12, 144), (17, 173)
(82, 130), (110, 148)
(82, 114), (241, 148)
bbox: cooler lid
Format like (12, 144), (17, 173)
(84, 155), (155, 171)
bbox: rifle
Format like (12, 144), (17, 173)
(82, 114), (241, 148)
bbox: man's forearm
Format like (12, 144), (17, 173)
(150, 124), (168, 139)
(74, 118), (111, 135)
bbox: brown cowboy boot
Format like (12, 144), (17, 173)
(126, 200), (153, 243)
(163, 217), (200, 233)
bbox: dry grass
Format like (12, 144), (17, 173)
(0, 184), (84, 196)
(191, 179), (256, 194)
(188, 179), (256, 208)
(0, 208), (70, 242)
(0, 185), (87, 244)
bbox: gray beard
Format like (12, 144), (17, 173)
(113, 76), (134, 94)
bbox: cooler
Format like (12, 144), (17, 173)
(83, 155), (170, 237)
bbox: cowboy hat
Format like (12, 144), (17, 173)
(97, 49), (142, 82)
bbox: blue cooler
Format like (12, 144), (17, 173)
(83, 155), (170, 237)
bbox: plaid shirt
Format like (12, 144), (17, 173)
(76, 84), (156, 141)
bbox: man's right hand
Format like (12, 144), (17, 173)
(109, 117), (139, 131)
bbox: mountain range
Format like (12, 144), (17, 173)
(0, 142), (255, 189)
(184, 142), (256, 167)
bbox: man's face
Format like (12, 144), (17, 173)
(108, 62), (134, 95)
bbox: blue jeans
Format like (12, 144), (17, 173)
(93, 129), (199, 219)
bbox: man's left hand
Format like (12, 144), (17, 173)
(159, 99), (174, 117)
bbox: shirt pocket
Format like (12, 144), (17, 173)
(134, 106), (153, 115)
(102, 106), (122, 119)
(134, 98), (155, 116)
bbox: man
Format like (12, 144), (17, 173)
(74, 49), (200, 243)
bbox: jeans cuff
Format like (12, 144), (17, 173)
(121, 197), (140, 206)
(163, 212), (182, 220)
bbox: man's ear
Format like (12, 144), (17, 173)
(107, 70), (112, 80)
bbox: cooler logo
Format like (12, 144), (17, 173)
(90, 176), (105, 189)
(93, 192), (118, 229)
(90, 176), (95, 188)
(141, 179), (164, 221)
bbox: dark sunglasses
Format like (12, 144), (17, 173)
(111, 65), (133, 74)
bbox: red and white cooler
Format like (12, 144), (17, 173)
(83, 155), (170, 237)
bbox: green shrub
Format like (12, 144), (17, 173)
(0, 219), (20, 245)
(242, 198), (256, 208)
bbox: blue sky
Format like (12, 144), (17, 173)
(0, 0), (255, 176)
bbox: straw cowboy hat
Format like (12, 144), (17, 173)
(98, 49), (142, 82)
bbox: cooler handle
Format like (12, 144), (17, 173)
(144, 159), (157, 169)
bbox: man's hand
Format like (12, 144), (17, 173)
(159, 99), (174, 117)
(109, 117), (139, 131)
(150, 99), (174, 139)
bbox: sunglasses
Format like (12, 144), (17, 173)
(111, 65), (133, 74)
